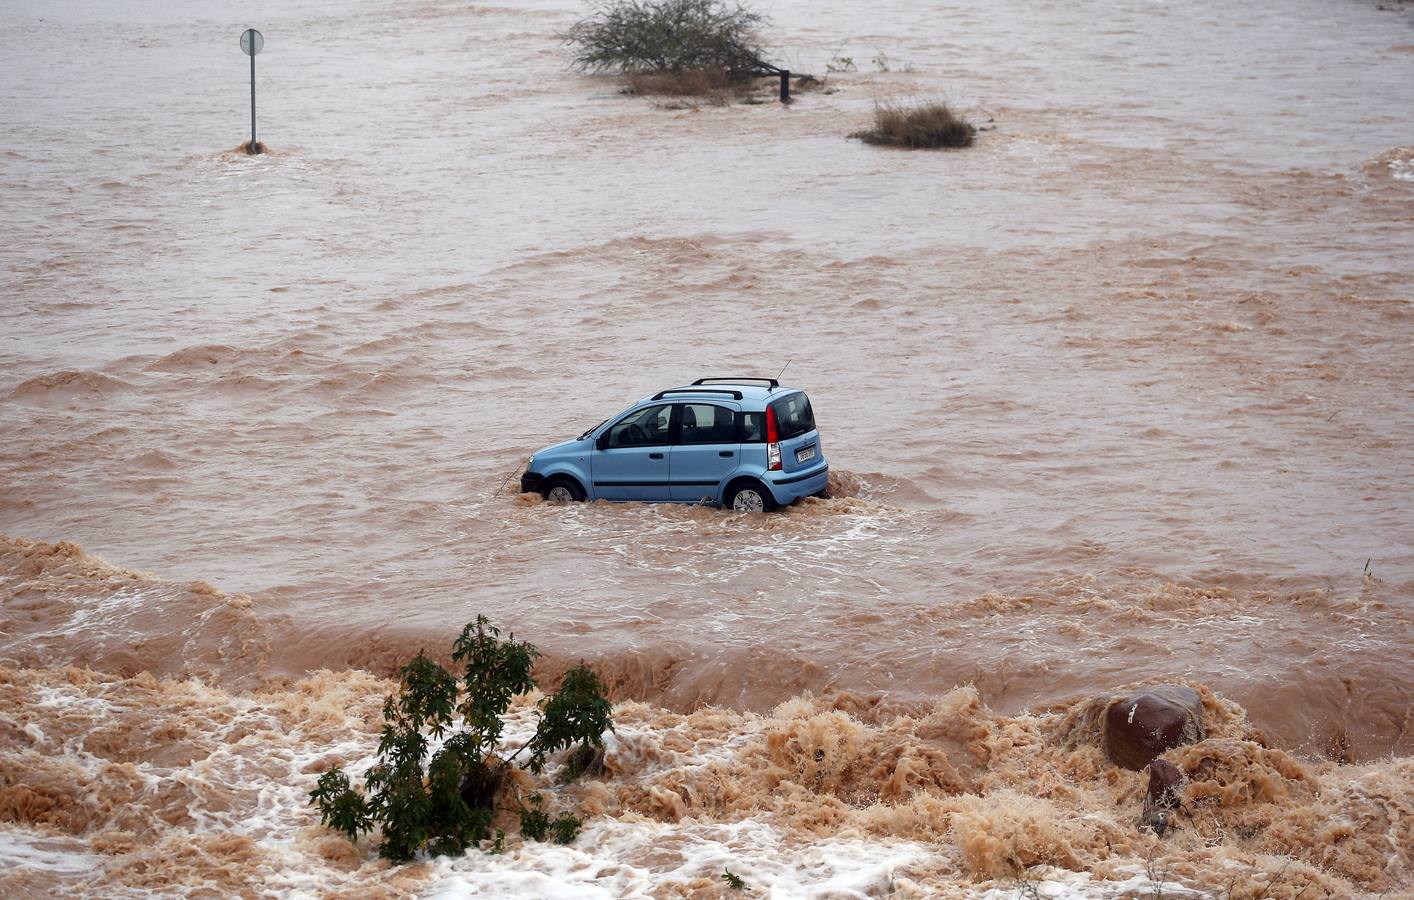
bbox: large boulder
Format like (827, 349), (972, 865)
(1101, 685), (1205, 771)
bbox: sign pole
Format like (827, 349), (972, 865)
(239, 28), (264, 154)
(250, 48), (257, 150)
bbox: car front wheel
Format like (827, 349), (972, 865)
(543, 476), (586, 503)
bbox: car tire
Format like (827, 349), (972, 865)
(724, 479), (778, 513)
(543, 476), (586, 503)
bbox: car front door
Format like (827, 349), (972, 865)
(669, 403), (741, 502)
(592, 403), (675, 501)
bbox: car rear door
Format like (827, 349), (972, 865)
(770, 392), (822, 474)
(591, 403), (675, 501)
(669, 402), (741, 502)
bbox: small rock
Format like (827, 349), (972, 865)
(560, 743), (607, 782)
(459, 760), (505, 810)
(1101, 685), (1205, 770)
(1145, 758), (1184, 809)
(1142, 758), (1186, 836)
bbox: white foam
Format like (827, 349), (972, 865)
(976, 865), (1211, 898)
(423, 819), (930, 899)
(0, 825), (99, 874)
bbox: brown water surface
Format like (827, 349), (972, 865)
(2, 0), (1412, 895)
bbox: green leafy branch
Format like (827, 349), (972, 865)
(309, 616), (614, 862)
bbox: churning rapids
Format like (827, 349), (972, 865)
(2, 0), (1411, 896)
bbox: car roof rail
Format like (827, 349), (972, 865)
(652, 387), (744, 401)
(692, 377), (779, 389)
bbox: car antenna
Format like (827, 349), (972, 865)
(775, 358), (792, 388)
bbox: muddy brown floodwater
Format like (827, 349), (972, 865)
(1, 0), (1411, 896)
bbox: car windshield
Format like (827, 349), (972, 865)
(578, 418), (608, 440)
(605, 404), (672, 448)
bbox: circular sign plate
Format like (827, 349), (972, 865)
(240, 28), (264, 56)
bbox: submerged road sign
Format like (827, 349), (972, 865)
(240, 28), (264, 153)
(239, 28), (263, 56)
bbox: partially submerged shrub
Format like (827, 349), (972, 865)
(567, 0), (769, 80)
(309, 616), (613, 862)
(852, 100), (976, 149)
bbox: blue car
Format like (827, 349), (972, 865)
(520, 378), (828, 512)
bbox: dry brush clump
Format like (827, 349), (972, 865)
(623, 67), (733, 100)
(566, 0), (772, 97)
(853, 100), (977, 149)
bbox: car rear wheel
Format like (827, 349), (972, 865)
(725, 480), (777, 513)
(543, 476), (586, 503)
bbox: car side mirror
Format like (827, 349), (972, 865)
(595, 432), (610, 451)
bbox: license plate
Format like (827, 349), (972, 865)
(796, 445), (816, 463)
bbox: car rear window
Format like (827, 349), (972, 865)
(770, 393), (815, 440)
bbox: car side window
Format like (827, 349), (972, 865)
(740, 411), (766, 443)
(605, 404), (673, 448)
(678, 404), (736, 445)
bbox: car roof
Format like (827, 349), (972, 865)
(638, 382), (803, 410)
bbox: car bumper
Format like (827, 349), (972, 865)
(766, 462), (829, 503)
(519, 471), (545, 495)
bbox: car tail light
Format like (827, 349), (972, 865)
(766, 406), (782, 470)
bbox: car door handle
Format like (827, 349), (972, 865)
(649, 452), (664, 460)
(718, 451), (734, 458)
